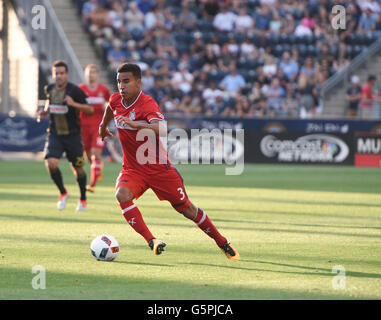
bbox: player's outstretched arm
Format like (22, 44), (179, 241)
(99, 104), (114, 141)
(65, 95), (93, 114)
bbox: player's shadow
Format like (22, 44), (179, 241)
(181, 260), (381, 279)
(113, 260), (174, 267)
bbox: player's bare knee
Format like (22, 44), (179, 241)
(181, 203), (197, 220)
(46, 158), (59, 172)
(115, 187), (134, 203)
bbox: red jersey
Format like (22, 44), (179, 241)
(79, 83), (110, 126)
(360, 82), (373, 108)
(109, 91), (170, 174)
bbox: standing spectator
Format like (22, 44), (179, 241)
(346, 75), (362, 118)
(360, 74), (377, 119)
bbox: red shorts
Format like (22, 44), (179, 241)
(81, 125), (105, 152)
(116, 167), (191, 213)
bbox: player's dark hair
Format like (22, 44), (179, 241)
(117, 63), (141, 79)
(368, 75), (377, 82)
(52, 60), (69, 72)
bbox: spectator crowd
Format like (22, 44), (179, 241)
(75, 0), (381, 118)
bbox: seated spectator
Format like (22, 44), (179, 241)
(202, 82), (225, 108)
(358, 6), (378, 34)
(261, 78), (285, 112)
(141, 68), (155, 92)
(234, 7), (254, 34)
(137, 0), (153, 15)
(202, 0), (220, 21)
(213, 5), (237, 32)
(262, 56), (278, 79)
(300, 57), (316, 80)
(125, 1), (145, 33)
(281, 82), (299, 118)
(300, 10), (316, 32)
(107, 39), (128, 72)
(294, 19), (313, 37)
(219, 68), (246, 96)
(171, 63), (194, 95)
(178, 4), (198, 30)
(205, 94), (228, 116)
(297, 74), (319, 118)
(107, 1), (125, 36)
(90, 2), (110, 27)
(279, 51), (299, 82)
(178, 94), (203, 115)
(253, 97), (271, 117)
(240, 38), (257, 59)
(144, 5), (165, 30)
(81, 0), (98, 29)
(155, 27), (178, 58)
(234, 95), (253, 118)
(254, 5), (272, 31)
(269, 10), (283, 34)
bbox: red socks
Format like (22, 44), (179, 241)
(120, 201), (154, 243)
(193, 208), (227, 247)
(90, 159), (102, 187)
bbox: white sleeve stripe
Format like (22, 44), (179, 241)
(148, 118), (165, 122)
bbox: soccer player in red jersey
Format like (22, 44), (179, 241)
(79, 64), (111, 192)
(99, 63), (240, 260)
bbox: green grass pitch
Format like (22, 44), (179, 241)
(0, 160), (380, 299)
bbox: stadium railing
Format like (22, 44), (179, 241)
(11, 0), (85, 84)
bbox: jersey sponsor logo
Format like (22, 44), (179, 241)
(49, 104), (68, 114)
(88, 96), (105, 105)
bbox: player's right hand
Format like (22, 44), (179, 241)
(37, 109), (48, 122)
(99, 126), (113, 141)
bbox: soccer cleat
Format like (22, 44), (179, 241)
(86, 185), (96, 193)
(148, 238), (166, 255)
(219, 241), (240, 261)
(57, 192), (69, 211)
(76, 200), (87, 212)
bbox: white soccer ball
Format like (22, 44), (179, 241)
(90, 234), (119, 261)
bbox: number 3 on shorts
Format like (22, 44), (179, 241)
(177, 187), (185, 201)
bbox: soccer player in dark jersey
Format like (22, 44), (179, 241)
(79, 64), (111, 193)
(38, 60), (93, 212)
(99, 63), (240, 260)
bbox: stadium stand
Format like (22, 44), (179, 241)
(72, 0), (381, 119)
